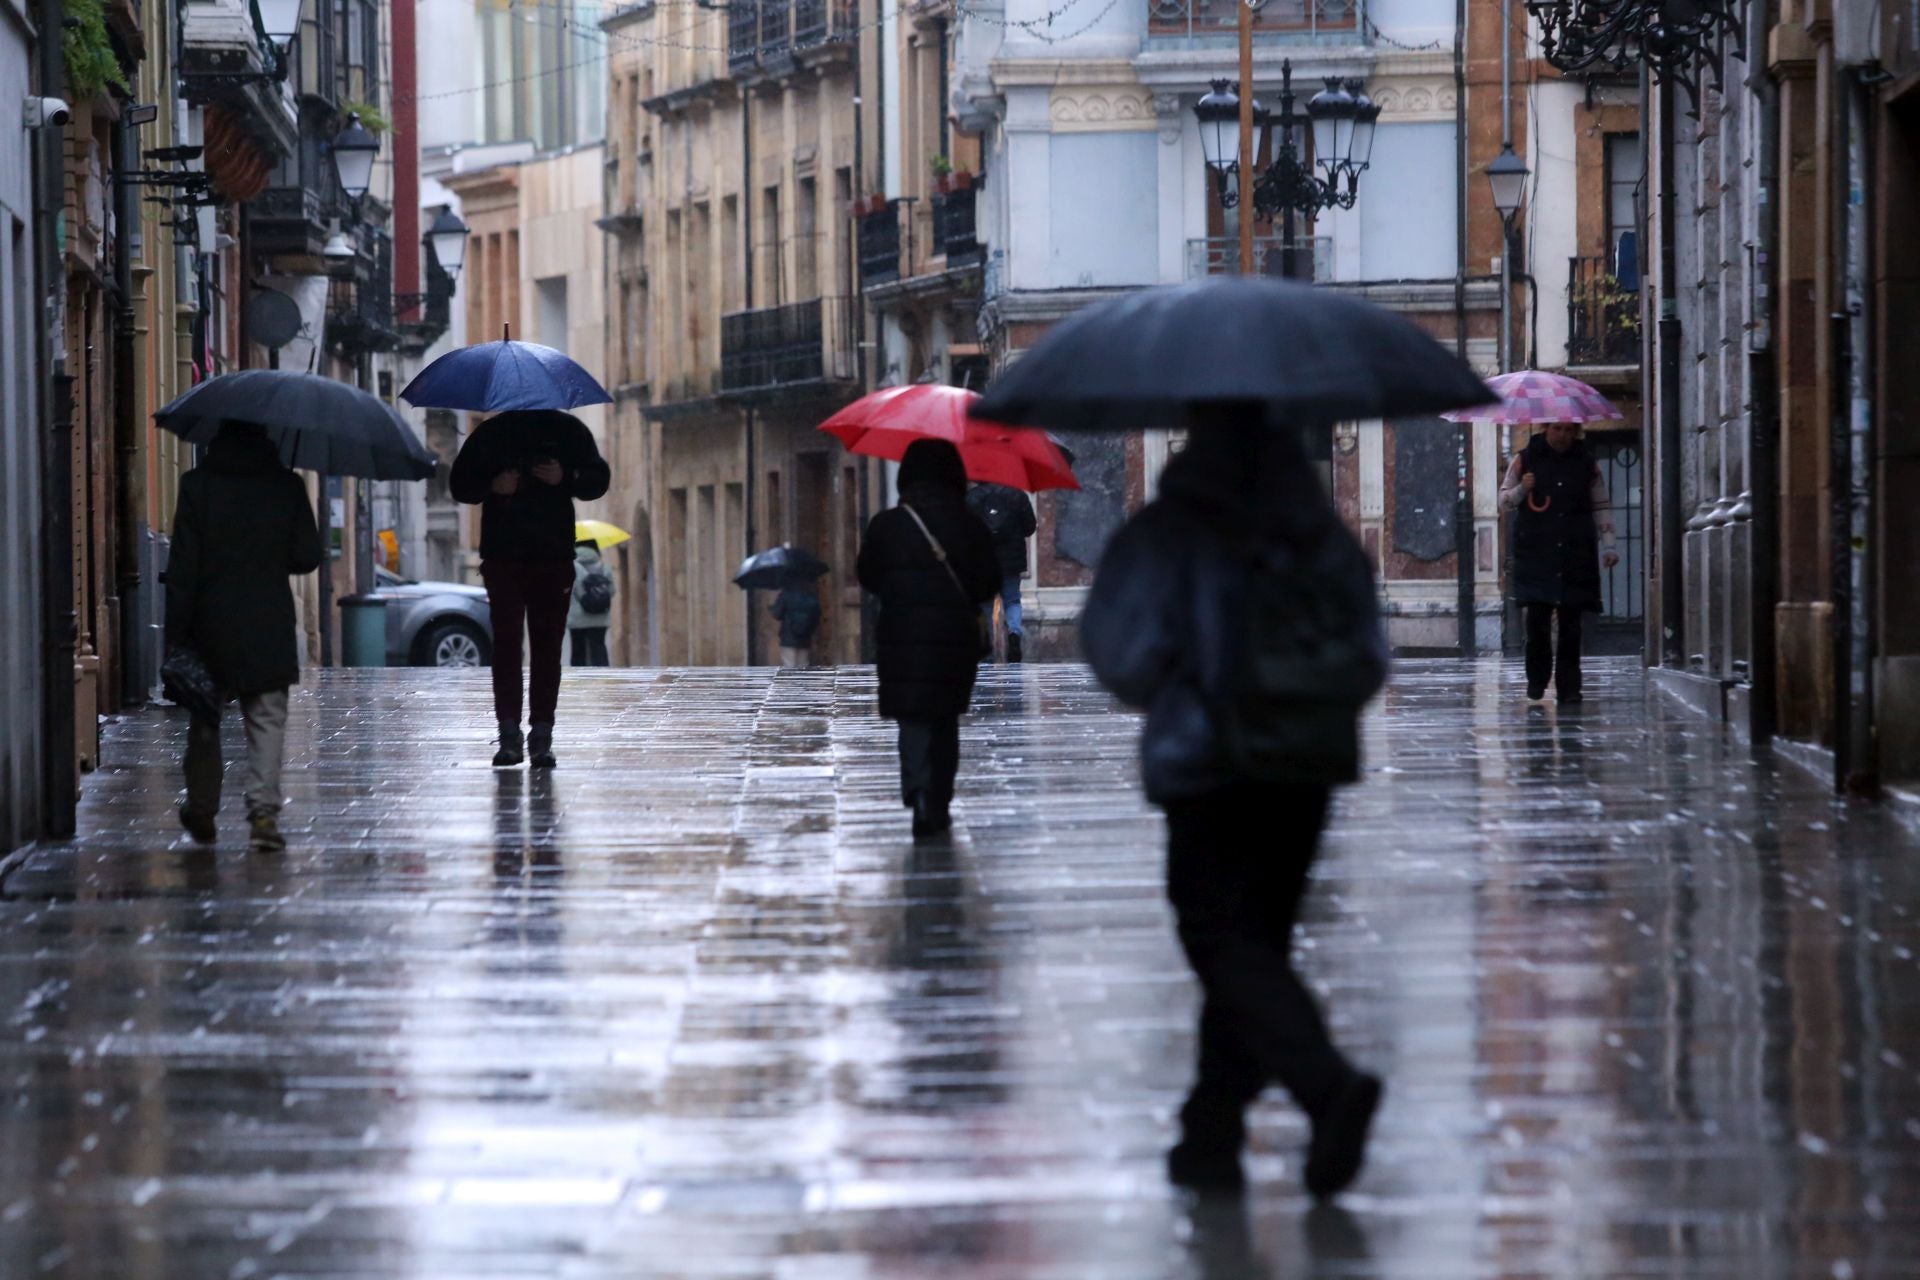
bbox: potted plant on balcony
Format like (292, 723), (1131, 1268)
(854, 193), (888, 218)
(930, 154), (953, 194)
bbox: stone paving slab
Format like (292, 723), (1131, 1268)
(3, 658), (1920, 1278)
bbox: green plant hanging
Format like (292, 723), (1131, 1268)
(63, 0), (127, 100)
(339, 101), (391, 135)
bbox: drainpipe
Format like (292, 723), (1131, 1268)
(1748, 8), (1780, 743)
(37, 0), (76, 836)
(1452, 0), (1473, 656)
(1656, 71), (1685, 668)
(113, 113), (147, 706)
(1841, 76), (1874, 790)
(743, 87), (759, 665)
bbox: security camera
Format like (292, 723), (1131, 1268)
(24, 97), (71, 129)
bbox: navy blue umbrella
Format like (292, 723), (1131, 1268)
(155, 370), (435, 480)
(400, 336), (613, 412)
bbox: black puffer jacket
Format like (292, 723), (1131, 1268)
(448, 410), (611, 564)
(857, 440), (1001, 720)
(165, 425), (324, 696)
(1082, 421), (1386, 803)
(1511, 433), (1602, 612)
(966, 482), (1038, 576)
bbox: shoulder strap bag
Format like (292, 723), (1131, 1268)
(900, 503), (993, 659)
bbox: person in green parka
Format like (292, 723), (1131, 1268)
(165, 422), (323, 852)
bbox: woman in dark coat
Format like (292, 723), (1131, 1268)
(449, 410), (611, 768)
(856, 439), (1001, 838)
(166, 421), (324, 851)
(1083, 413), (1387, 1202)
(1500, 422), (1619, 704)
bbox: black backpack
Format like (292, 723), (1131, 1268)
(1208, 529), (1387, 785)
(578, 566), (614, 615)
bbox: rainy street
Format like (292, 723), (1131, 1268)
(4, 658), (1920, 1278)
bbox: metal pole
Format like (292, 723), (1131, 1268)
(1238, 0), (1254, 276)
(1657, 74), (1684, 668)
(1498, 218), (1513, 372)
(36, 0), (76, 836)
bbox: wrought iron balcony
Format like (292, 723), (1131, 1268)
(327, 228), (399, 357)
(730, 0), (855, 73)
(1148, 0), (1360, 41)
(932, 185), (982, 266)
(1566, 255), (1641, 366)
(858, 204), (902, 286)
(1185, 235), (1331, 281)
(719, 297), (857, 393)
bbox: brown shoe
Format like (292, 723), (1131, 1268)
(247, 812), (287, 853)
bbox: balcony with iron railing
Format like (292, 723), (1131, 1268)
(327, 227), (400, 357)
(932, 183), (983, 266)
(1566, 254), (1641, 367)
(1186, 235), (1331, 281)
(718, 297), (858, 394)
(730, 0), (856, 74)
(1147, 0), (1362, 43)
(858, 203), (902, 286)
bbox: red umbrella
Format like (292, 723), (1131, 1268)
(819, 385), (1079, 492)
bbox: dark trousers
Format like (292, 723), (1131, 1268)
(1164, 782), (1354, 1143)
(481, 559), (574, 728)
(570, 627), (610, 667)
(1524, 604), (1584, 699)
(896, 716), (961, 812)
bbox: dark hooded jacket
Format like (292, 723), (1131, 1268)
(164, 424), (324, 696)
(1082, 421), (1387, 803)
(448, 410), (612, 564)
(856, 440), (1002, 720)
(1511, 432), (1603, 612)
(965, 482), (1038, 576)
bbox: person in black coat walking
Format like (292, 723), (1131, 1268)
(770, 579), (823, 667)
(449, 410), (611, 767)
(1500, 422), (1618, 705)
(1083, 412), (1388, 1202)
(166, 422), (324, 852)
(856, 439), (1001, 838)
(964, 482), (1038, 662)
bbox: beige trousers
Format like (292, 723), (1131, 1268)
(779, 646), (810, 669)
(184, 688), (290, 819)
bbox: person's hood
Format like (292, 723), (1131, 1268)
(898, 438), (967, 503)
(202, 424), (287, 477)
(574, 544), (603, 566)
(1157, 413), (1335, 541)
(1523, 431), (1590, 465)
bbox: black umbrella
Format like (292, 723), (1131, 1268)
(968, 277), (1498, 432)
(155, 370), (435, 480)
(733, 545), (828, 591)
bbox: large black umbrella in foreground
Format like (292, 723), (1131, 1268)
(733, 545), (828, 591)
(969, 277), (1498, 432)
(155, 370), (435, 479)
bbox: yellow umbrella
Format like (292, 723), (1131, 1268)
(574, 519), (631, 551)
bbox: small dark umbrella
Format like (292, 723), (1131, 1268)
(968, 277), (1498, 432)
(400, 334), (613, 412)
(154, 370), (435, 479)
(733, 545), (829, 591)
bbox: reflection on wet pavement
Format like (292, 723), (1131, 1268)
(3, 659), (1918, 1277)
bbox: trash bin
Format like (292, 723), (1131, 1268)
(339, 595), (388, 668)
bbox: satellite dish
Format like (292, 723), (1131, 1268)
(244, 289), (302, 350)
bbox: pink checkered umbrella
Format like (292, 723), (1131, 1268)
(1439, 370), (1623, 424)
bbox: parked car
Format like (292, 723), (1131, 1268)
(370, 567), (492, 667)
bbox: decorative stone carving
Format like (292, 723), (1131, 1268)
(1049, 88), (1157, 132)
(1369, 81), (1458, 122)
(1152, 92), (1184, 143)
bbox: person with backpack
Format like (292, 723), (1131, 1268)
(449, 410), (611, 768)
(856, 439), (1002, 838)
(1500, 421), (1618, 705)
(569, 539), (615, 666)
(770, 576), (823, 667)
(964, 481), (1038, 662)
(165, 421), (324, 853)
(1082, 409), (1389, 1202)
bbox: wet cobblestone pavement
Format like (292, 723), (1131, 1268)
(5, 658), (1920, 1278)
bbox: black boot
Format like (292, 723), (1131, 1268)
(1006, 633), (1023, 664)
(1304, 1072), (1382, 1201)
(1168, 1094), (1248, 1195)
(911, 794), (950, 839)
(527, 723), (556, 769)
(492, 726), (525, 768)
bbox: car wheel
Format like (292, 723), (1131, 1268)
(418, 621), (488, 668)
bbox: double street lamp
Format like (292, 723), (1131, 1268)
(1193, 60), (1379, 280)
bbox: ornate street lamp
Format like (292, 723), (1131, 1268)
(256, 0), (303, 48)
(330, 114), (380, 206)
(424, 206), (471, 281)
(1486, 145), (1530, 373)
(1526, 0), (1745, 111)
(1194, 60), (1377, 280)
